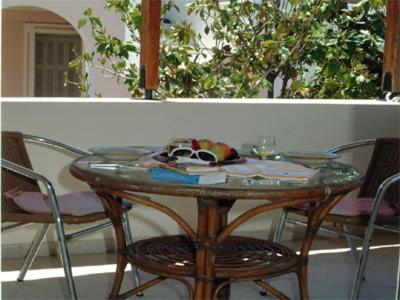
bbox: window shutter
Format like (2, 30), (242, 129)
(34, 34), (82, 97)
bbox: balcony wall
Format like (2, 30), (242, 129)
(2, 99), (399, 258)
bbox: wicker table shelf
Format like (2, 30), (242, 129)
(127, 235), (298, 280)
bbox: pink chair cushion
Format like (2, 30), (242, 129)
(3, 188), (141, 216)
(330, 197), (396, 217)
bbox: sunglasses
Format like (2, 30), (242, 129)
(169, 147), (218, 162)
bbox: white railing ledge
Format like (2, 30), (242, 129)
(1, 97), (399, 106)
(163, 98), (399, 106)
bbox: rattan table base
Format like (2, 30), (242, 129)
(127, 235), (299, 281)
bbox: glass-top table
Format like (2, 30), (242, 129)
(71, 154), (362, 198)
(70, 152), (363, 300)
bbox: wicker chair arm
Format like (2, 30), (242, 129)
(327, 139), (376, 154)
(2, 159), (63, 219)
(23, 134), (90, 156)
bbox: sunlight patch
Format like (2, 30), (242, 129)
(1, 264), (123, 282)
(302, 243), (400, 255)
(2, 244), (399, 282)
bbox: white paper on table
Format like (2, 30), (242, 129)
(222, 160), (318, 181)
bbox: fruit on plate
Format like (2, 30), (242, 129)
(210, 142), (231, 161)
(198, 139), (214, 150)
(221, 143), (231, 159)
(210, 144), (225, 162)
(191, 139), (201, 150)
(227, 147), (239, 160)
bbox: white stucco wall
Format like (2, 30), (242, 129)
(2, 99), (399, 257)
(2, 0), (130, 97)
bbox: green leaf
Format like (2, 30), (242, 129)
(124, 44), (137, 53)
(78, 18), (87, 29)
(83, 52), (93, 61)
(186, 2), (196, 15)
(285, 36), (296, 47)
(263, 40), (276, 49)
(280, 47), (290, 61)
(204, 75), (217, 90)
(91, 17), (103, 28)
(68, 59), (81, 68)
(119, 48), (129, 59)
(97, 43), (107, 52)
(83, 8), (92, 17)
(327, 62), (340, 76)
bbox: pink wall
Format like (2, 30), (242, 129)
(2, 9), (70, 97)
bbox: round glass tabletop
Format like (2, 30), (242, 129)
(70, 152), (363, 200)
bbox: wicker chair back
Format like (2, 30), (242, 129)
(358, 138), (400, 213)
(2, 131), (41, 216)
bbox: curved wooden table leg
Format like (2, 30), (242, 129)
(215, 200), (235, 300)
(112, 254), (128, 300)
(96, 192), (129, 300)
(297, 264), (309, 300)
(297, 194), (347, 300)
(194, 198), (235, 300)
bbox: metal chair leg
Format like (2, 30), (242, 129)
(260, 209), (288, 296)
(350, 224), (374, 300)
(54, 219), (77, 300)
(396, 249), (400, 300)
(122, 212), (143, 297)
(343, 225), (359, 267)
(39, 181), (77, 300)
(17, 224), (49, 282)
(273, 209), (288, 243)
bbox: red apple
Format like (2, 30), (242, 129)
(191, 139), (201, 150)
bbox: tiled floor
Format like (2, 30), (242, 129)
(2, 232), (399, 300)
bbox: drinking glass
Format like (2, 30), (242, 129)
(240, 142), (254, 156)
(254, 136), (276, 159)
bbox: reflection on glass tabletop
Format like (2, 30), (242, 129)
(72, 153), (363, 191)
(89, 146), (164, 161)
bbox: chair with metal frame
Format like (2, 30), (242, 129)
(262, 138), (399, 298)
(1, 131), (143, 300)
(352, 172), (400, 299)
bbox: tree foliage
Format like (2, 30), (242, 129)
(66, 0), (386, 99)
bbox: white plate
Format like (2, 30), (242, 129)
(90, 146), (164, 161)
(285, 151), (339, 166)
